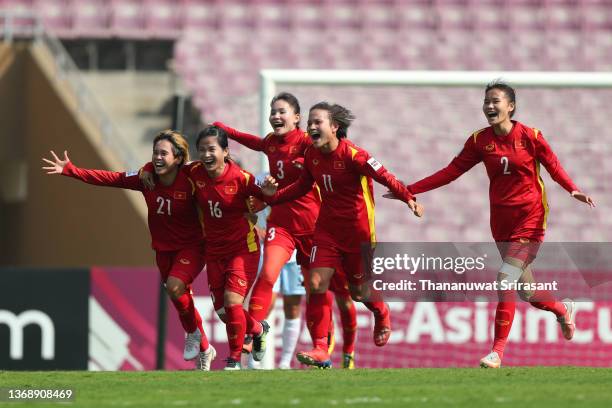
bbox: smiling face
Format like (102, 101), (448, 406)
(197, 135), (228, 177)
(483, 88), (515, 127)
(307, 108), (338, 152)
(269, 99), (300, 136)
(152, 139), (181, 176)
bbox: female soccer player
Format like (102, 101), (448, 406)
(178, 125), (268, 370)
(41, 130), (216, 371)
(214, 93), (357, 365)
(261, 102), (423, 368)
(394, 80), (595, 368)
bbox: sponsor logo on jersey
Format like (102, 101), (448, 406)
(313, 159), (319, 165)
(224, 184), (238, 194)
(237, 279), (247, 287)
(174, 191), (187, 200)
(179, 258), (191, 265)
(333, 160), (345, 170)
(251, 304), (263, 310)
(125, 170), (139, 177)
(485, 143), (495, 152)
(289, 146), (298, 154)
(353, 273), (364, 279)
(196, 181), (206, 189)
(367, 157), (382, 171)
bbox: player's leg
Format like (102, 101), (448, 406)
(330, 269), (357, 369)
(278, 257), (305, 369)
(248, 227), (294, 321)
(343, 251), (391, 347)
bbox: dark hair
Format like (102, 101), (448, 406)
(309, 102), (355, 139)
(153, 129), (190, 165)
(196, 125), (232, 162)
(271, 92), (300, 115)
(485, 79), (516, 118)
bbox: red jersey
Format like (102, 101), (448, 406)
(186, 160), (262, 259)
(269, 139), (414, 249)
(409, 121), (579, 229)
(214, 122), (320, 235)
(62, 161), (204, 252)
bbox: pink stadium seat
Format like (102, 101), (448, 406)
(144, 0), (181, 39)
(70, 0), (111, 38)
(109, 0), (146, 38)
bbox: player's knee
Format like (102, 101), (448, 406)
(165, 282), (185, 299)
(215, 307), (227, 323)
(497, 262), (523, 283)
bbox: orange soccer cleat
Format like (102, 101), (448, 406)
(296, 347), (332, 369)
(373, 305), (392, 347)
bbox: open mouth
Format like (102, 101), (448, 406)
(309, 131), (321, 141)
(154, 161), (166, 170)
(486, 111), (498, 120)
(271, 122), (284, 129)
(203, 157), (215, 165)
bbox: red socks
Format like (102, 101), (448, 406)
(171, 292), (209, 351)
(307, 292), (331, 350)
(248, 245), (291, 321)
(336, 295), (357, 354)
(528, 290), (566, 317)
(225, 304), (246, 360)
(492, 291), (516, 359)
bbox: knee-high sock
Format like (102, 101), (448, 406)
(248, 246), (291, 321)
(363, 301), (388, 318)
(244, 309), (263, 336)
(336, 296), (357, 354)
(225, 304), (246, 360)
(307, 292), (330, 350)
(171, 292), (210, 350)
(492, 291), (516, 359)
(279, 318), (301, 367)
(528, 290), (566, 317)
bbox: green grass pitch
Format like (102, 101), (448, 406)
(1, 368), (611, 407)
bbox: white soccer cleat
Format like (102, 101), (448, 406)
(479, 351), (501, 368)
(183, 329), (202, 360)
(558, 298), (576, 340)
(196, 345), (216, 371)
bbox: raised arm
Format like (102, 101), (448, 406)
(264, 170), (315, 205)
(535, 132), (595, 207)
(42, 150), (142, 190)
(352, 151), (421, 216)
(409, 138), (481, 194)
(213, 121), (266, 152)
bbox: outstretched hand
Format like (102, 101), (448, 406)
(571, 191), (596, 208)
(42, 150), (70, 175)
(261, 175), (278, 196)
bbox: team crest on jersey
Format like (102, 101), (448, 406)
(237, 278), (247, 287)
(269, 146), (276, 153)
(224, 184), (238, 194)
(515, 138), (525, 148)
(174, 191), (187, 200)
(289, 146), (298, 154)
(196, 181), (206, 189)
(333, 160), (345, 170)
(313, 159), (319, 165)
(367, 157), (382, 171)
(179, 258), (191, 265)
(485, 143), (495, 152)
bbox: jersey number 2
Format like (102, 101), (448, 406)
(501, 156), (511, 175)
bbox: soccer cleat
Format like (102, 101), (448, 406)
(223, 357), (241, 371)
(558, 298), (576, 340)
(342, 352), (355, 369)
(373, 305), (392, 347)
(296, 347), (332, 369)
(479, 351), (502, 368)
(183, 329), (202, 360)
(252, 320), (270, 361)
(242, 335), (253, 354)
(195, 345), (216, 371)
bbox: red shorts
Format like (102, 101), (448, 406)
(264, 225), (313, 269)
(155, 244), (205, 285)
(496, 239), (542, 266)
(329, 267), (351, 297)
(206, 251), (259, 310)
(309, 229), (373, 286)
(491, 203), (546, 243)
